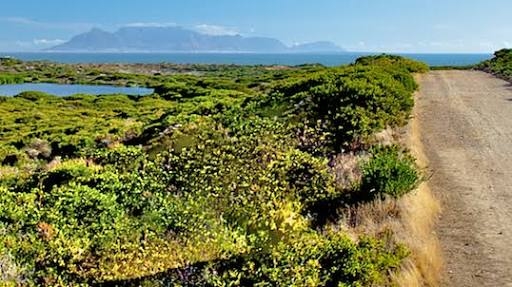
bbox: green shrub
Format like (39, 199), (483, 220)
(269, 149), (337, 204)
(354, 54), (428, 93)
(154, 80), (209, 99)
(260, 65), (415, 148)
(0, 73), (24, 85)
(89, 145), (145, 170)
(203, 232), (408, 287)
(360, 145), (419, 198)
(354, 54), (429, 73)
(14, 91), (55, 102)
(477, 48), (512, 82)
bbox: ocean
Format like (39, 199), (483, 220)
(1, 52), (492, 67)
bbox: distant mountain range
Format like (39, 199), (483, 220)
(48, 27), (345, 53)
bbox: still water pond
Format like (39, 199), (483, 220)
(0, 83), (154, 97)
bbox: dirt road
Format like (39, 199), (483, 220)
(415, 70), (512, 286)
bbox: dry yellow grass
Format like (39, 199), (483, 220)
(393, 183), (442, 287)
(392, 259), (423, 286)
(333, 184), (441, 286)
(333, 100), (443, 286)
(392, 94), (443, 287)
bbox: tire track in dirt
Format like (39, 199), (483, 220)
(416, 70), (512, 286)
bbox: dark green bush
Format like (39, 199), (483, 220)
(259, 65), (415, 148)
(14, 91), (55, 102)
(477, 48), (512, 82)
(203, 232), (408, 287)
(270, 149), (337, 204)
(354, 54), (429, 73)
(0, 73), (24, 84)
(154, 80), (209, 99)
(360, 145), (419, 198)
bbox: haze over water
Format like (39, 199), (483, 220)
(2, 52), (492, 67)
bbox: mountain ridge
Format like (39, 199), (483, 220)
(48, 27), (346, 53)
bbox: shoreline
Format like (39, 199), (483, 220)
(0, 52), (492, 67)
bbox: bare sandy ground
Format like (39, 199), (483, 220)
(416, 70), (512, 286)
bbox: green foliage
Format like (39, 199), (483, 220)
(269, 149), (337, 204)
(153, 76), (252, 100)
(355, 54), (429, 93)
(0, 55), (424, 286)
(0, 93), (177, 163)
(154, 80), (209, 100)
(354, 54), (430, 73)
(0, 73), (24, 85)
(14, 91), (56, 102)
(360, 145), (420, 199)
(477, 48), (512, 82)
(430, 65), (474, 71)
(0, 57), (23, 66)
(204, 232), (408, 287)
(258, 64), (416, 148)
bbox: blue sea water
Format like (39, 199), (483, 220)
(0, 83), (154, 97)
(1, 52), (492, 67)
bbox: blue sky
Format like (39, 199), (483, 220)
(0, 0), (510, 53)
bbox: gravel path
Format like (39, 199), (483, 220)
(416, 70), (512, 286)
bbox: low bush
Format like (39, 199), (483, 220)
(477, 48), (512, 82)
(354, 54), (430, 73)
(360, 145), (420, 199)
(257, 64), (416, 149)
(203, 232), (408, 287)
(0, 73), (24, 85)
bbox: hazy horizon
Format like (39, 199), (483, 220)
(0, 0), (511, 53)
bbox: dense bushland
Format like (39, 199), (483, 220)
(0, 73), (24, 85)
(477, 48), (512, 82)
(254, 64), (416, 149)
(0, 56), (426, 286)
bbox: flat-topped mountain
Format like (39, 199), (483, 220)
(48, 26), (345, 53)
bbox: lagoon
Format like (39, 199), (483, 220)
(0, 83), (154, 97)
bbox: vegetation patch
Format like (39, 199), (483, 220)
(477, 48), (512, 82)
(0, 55), (427, 286)
(360, 145), (420, 199)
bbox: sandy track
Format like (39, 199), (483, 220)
(415, 70), (512, 286)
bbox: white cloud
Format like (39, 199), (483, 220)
(0, 17), (94, 31)
(0, 38), (66, 51)
(124, 22), (177, 28)
(433, 24), (456, 31)
(14, 41), (33, 48)
(504, 41), (511, 48)
(194, 24), (239, 36)
(33, 39), (66, 46)
(345, 40), (494, 53)
(3, 17), (39, 25)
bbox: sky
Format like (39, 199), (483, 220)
(0, 0), (510, 53)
